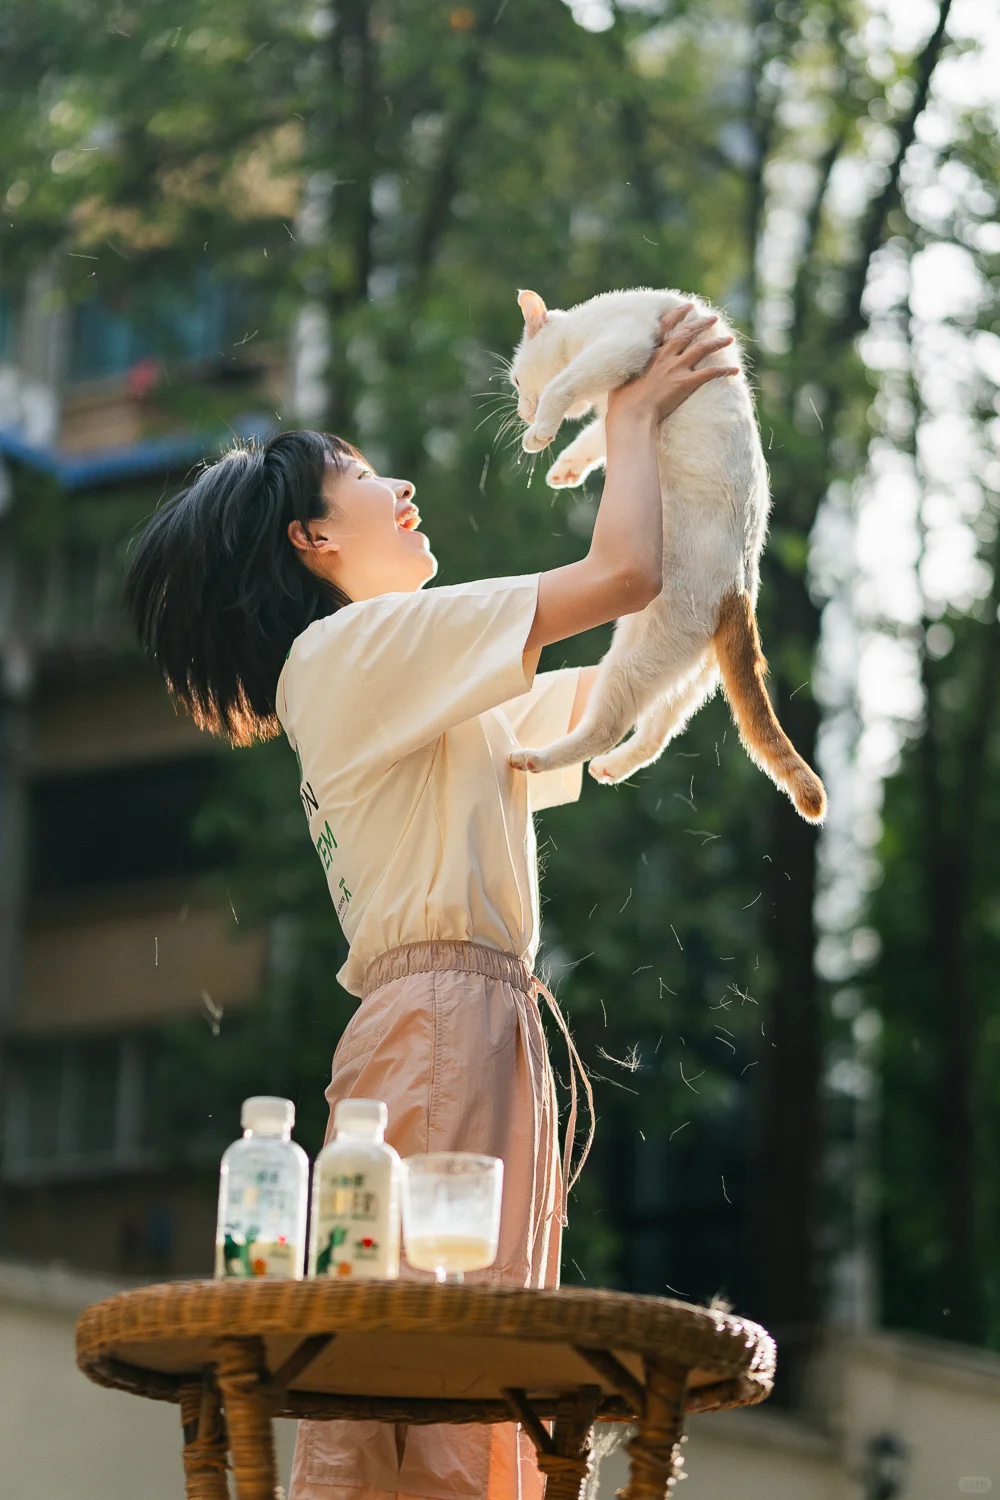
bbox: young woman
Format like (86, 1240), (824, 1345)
(124, 304), (736, 1500)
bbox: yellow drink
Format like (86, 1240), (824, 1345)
(405, 1232), (496, 1275)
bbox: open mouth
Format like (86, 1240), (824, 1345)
(397, 505), (421, 531)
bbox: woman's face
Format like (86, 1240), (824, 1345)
(291, 457), (437, 600)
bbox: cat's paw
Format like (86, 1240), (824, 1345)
(546, 452), (587, 488)
(522, 423), (557, 453)
(509, 746), (551, 774)
(588, 752), (632, 785)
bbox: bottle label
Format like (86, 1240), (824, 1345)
(218, 1167), (300, 1277)
(216, 1237), (296, 1278)
(314, 1171), (387, 1277)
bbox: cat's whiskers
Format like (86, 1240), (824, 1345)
(474, 375), (517, 401)
(486, 348), (515, 376)
(473, 398), (516, 433)
(472, 380), (521, 445)
(491, 401), (524, 447)
(474, 355), (537, 460)
(497, 416), (527, 455)
(473, 388), (517, 408)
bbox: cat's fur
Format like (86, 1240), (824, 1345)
(507, 286), (826, 823)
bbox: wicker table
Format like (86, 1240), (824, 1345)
(76, 1280), (775, 1500)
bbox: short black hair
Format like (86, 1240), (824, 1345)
(123, 428), (364, 747)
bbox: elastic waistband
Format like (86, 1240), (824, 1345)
(362, 940), (533, 999)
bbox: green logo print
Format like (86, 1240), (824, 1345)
(316, 820), (338, 870)
(316, 1224), (349, 1275)
(223, 1228), (260, 1277)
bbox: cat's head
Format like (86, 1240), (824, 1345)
(509, 289), (574, 423)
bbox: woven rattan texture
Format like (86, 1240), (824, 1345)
(77, 1281), (774, 1420)
(179, 1379), (228, 1500)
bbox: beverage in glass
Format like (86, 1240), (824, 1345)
(401, 1153), (503, 1284)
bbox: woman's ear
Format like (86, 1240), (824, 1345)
(518, 288), (548, 338)
(287, 519), (312, 553)
(287, 518), (339, 555)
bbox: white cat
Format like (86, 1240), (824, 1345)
(506, 286), (826, 823)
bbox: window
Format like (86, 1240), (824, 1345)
(28, 755), (224, 896)
(68, 273), (265, 382)
(2, 1034), (152, 1181)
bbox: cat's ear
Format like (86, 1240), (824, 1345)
(518, 288), (548, 338)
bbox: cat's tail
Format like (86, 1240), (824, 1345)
(713, 588), (827, 823)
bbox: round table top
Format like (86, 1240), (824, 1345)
(77, 1280), (774, 1423)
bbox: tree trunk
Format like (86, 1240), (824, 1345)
(921, 777), (978, 1339)
(921, 546), (1000, 1341)
(320, 0), (379, 431)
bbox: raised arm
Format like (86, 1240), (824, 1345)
(524, 307), (738, 655)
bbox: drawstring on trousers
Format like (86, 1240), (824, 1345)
(531, 973), (595, 1227)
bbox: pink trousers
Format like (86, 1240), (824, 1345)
(289, 941), (567, 1500)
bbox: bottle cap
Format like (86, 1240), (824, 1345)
(241, 1096), (295, 1133)
(334, 1098), (388, 1134)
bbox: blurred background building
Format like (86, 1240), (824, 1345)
(0, 272), (277, 1274)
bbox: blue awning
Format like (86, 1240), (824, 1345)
(0, 413), (279, 491)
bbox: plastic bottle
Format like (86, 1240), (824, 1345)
(310, 1098), (401, 1279)
(215, 1096), (309, 1279)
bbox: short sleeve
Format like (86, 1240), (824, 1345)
(283, 575), (540, 763)
(498, 667), (584, 811)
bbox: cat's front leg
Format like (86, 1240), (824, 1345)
(523, 337), (652, 452)
(524, 377), (595, 452)
(546, 416), (607, 489)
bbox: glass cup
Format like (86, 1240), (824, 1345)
(400, 1153), (504, 1284)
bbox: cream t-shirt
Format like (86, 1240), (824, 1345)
(276, 574), (583, 996)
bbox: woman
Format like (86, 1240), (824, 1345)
(124, 304), (736, 1500)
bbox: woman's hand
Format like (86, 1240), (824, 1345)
(607, 305), (739, 429)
